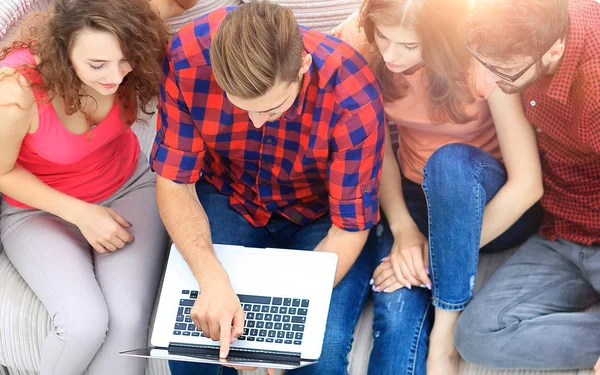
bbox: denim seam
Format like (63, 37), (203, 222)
(476, 160), (505, 175)
(578, 251), (591, 281)
(516, 319), (600, 330)
(343, 279), (371, 367)
(431, 297), (471, 311)
(420, 177), (437, 301)
(496, 277), (568, 330)
(422, 161), (486, 309)
(408, 299), (432, 375)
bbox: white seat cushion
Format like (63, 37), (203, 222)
(164, 0), (242, 33)
(241, 0), (362, 33)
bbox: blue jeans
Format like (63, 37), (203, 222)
(367, 144), (542, 375)
(169, 181), (375, 375)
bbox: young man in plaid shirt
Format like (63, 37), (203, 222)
(455, 0), (600, 372)
(149, 2), (385, 374)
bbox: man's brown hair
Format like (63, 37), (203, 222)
(210, 1), (304, 99)
(467, 0), (569, 66)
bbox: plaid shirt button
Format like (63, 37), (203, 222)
(149, 7), (385, 232)
(521, 0), (600, 245)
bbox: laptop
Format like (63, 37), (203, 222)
(120, 243), (338, 370)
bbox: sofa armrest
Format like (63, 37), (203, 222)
(0, 252), (51, 373)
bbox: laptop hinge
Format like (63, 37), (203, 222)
(168, 342), (306, 364)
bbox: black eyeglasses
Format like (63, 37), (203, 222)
(466, 42), (553, 83)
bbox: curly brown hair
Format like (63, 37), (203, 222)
(0, 0), (169, 125)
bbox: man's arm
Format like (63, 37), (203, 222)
(325, 79), (386, 283)
(150, 50), (243, 358)
(155, 177), (221, 286)
(155, 177), (244, 358)
(314, 226), (369, 285)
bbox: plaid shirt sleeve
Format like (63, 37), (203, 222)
(149, 55), (206, 184)
(328, 96), (385, 232)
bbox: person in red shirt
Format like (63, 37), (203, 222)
(151, 2), (385, 374)
(454, 0), (600, 371)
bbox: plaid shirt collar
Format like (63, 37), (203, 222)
(284, 54), (314, 121)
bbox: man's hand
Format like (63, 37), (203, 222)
(191, 273), (244, 358)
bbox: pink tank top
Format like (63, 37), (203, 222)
(1, 49), (139, 207)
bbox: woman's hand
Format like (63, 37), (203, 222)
(372, 225), (431, 293)
(71, 203), (133, 253)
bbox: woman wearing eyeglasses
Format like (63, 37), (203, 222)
(332, 0), (544, 374)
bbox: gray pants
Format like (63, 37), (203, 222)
(0, 157), (167, 375)
(455, 234), (600, 370)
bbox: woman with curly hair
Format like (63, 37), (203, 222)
(0, 0), (169, 374)
(333, 0), (544, 374)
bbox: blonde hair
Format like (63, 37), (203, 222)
(360, 0), (476, 124)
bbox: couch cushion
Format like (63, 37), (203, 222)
(0, 251), (50, 372)
(241, 0), (362, 33)
(0, 0), (52, 44)
(164, 0), (242, 33)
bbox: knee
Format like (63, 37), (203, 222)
(454, 304), (501, 366)
(55, 304), (109, 349)
(423, 143), (481, 184)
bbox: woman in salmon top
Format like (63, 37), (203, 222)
(334, 0), (544, 374)
(0, 0), (169, 374)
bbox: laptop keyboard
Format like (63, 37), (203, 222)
(174, 290), (310, 346)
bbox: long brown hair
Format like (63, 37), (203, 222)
(359, 0), (476, 124)
(0, 0), (169, 124)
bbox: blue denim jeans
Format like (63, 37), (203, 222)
(169, 181), (375, 375)
(367, 143), (542, 375)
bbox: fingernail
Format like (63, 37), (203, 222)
(374, 286), (380, 292)
(383, 288), (389, 293)
(369, 278), (374, 285)
(405, 284), (412, 290)
(425, 267), (430, 275)
(419, 284), (426, 288)
(381, 257), (389, 262)
(128, 221), (133, 227)
(426, 284), (432, 290)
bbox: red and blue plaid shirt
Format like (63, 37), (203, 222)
(150, 7), (385, 231)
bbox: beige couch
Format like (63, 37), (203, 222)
(0, 1), (596, 374)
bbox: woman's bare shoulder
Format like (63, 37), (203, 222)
(0, 68), (36, 126)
